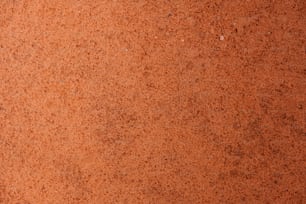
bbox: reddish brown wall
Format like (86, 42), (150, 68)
(0, 0), (305, 203)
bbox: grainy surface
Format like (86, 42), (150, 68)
(0, 0), (305, 203)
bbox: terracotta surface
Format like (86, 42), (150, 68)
(0, 0), (305, 203)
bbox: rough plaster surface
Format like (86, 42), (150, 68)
(0, 0), (305, 203)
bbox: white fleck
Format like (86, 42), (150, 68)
(220, 35), (225, 41)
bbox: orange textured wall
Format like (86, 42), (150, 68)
(0, 0), (305, 203)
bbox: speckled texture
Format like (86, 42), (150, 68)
(0, 0), (305, 203)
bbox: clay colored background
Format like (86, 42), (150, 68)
(0, 0), (305, 203)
